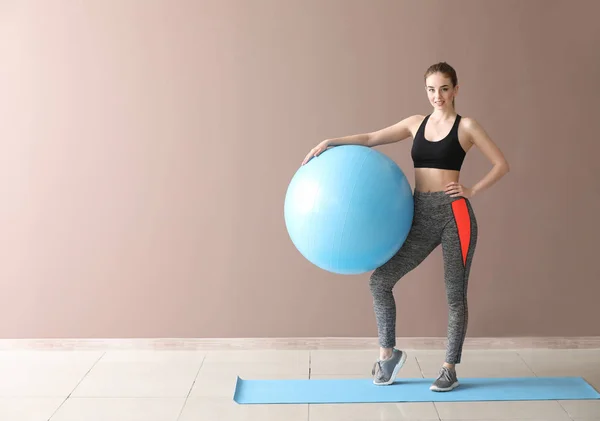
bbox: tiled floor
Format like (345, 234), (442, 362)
(0, 348), (599, 420)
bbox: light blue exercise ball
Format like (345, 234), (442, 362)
(284, 145), (414, 275)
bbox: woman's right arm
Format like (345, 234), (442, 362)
(302, 115), (422, 165)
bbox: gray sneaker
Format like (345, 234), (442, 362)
(371, 349), (407, 385)
(430, 366), (459, 392)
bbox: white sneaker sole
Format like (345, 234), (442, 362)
(430, 380), (459, 392)
(373, 351), (407, 386)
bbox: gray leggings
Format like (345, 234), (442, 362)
(369, 190), (478, 364)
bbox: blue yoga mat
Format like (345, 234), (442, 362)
(233, 376), (600, 404)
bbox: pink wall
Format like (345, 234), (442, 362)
(1, 0), (599, 339)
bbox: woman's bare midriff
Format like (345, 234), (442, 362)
(414, 168), (460, 193)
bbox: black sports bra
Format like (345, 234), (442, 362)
(411, 114), (466, 171)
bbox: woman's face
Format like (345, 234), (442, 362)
(425, 72), (457, 110)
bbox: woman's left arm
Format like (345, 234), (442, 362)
(446, 118), (510, 198)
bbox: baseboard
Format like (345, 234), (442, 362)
(0, 336), (599, 350)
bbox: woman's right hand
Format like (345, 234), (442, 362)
(301, 140), (330, 166)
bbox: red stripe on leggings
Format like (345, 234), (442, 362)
(451, 199), (471, 266)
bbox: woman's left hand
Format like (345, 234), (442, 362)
(445, 182), (473, 198)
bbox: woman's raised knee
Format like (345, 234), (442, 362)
(369, 269), (395, 295)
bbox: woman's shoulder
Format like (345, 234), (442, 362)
(406, 114), (428, 137)
(458, 115), (483, 131)
(458, 116), (490, 145)
(407, 114), (428, 127)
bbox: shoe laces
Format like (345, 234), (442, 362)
(372, 361), (383, 377)
(437, 366), (454, 381)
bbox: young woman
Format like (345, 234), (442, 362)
(302, 62), (510, 392)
